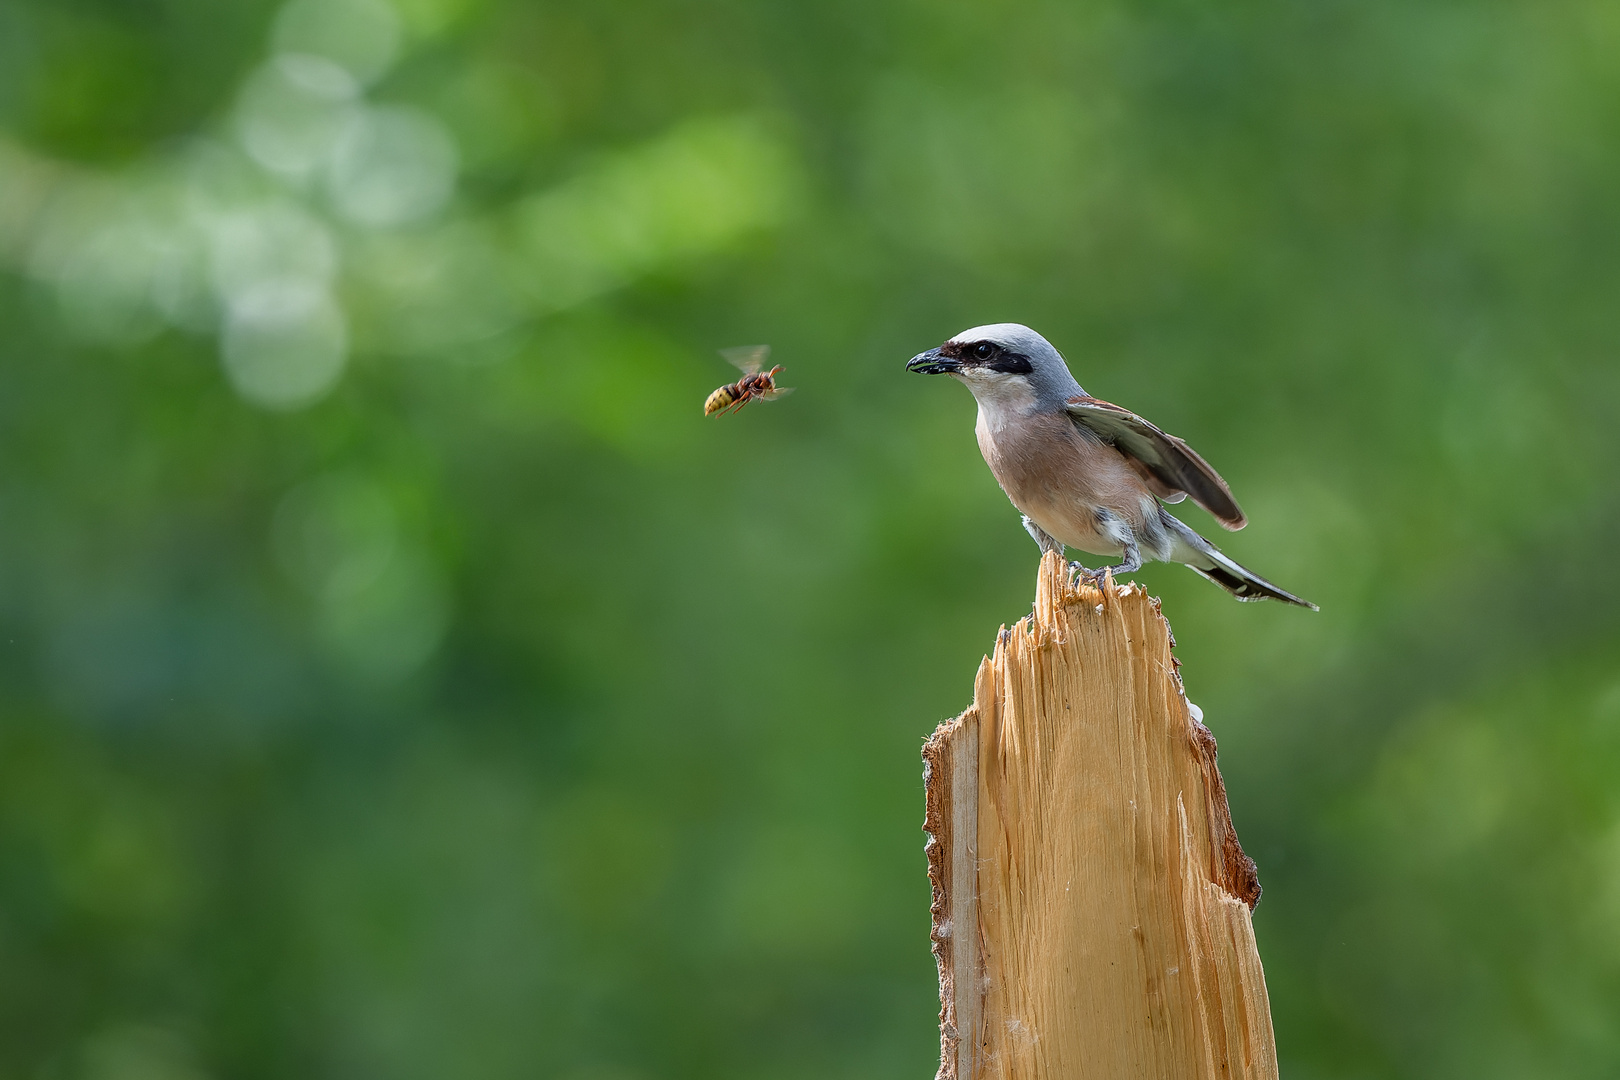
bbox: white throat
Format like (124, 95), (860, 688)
(958, 372), (1038, 432)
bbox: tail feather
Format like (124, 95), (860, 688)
(1160, 510), (1318, 610)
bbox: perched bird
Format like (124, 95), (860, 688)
(907, 323), (1315, 608)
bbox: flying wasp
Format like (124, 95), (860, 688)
(704, 345), (793, 416)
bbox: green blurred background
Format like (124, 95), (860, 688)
(2, 0), (1619, 1077)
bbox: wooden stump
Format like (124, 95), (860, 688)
(922, 552), (1277, 1079)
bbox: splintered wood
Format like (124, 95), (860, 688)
(922, 552), (1277, 1080)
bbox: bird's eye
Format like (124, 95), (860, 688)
(973, 343), (994, 360)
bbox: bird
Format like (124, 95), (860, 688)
(906, 323), (1316, 608)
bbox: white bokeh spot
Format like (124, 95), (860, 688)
(327, 106), (458, 228)
(272, 0), (402, 85)
(235, 55), (361, 182)
(221, 280), (347, 410)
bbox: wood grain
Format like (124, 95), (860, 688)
(924, 552), (1276, 1080)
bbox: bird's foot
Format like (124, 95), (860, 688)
(1068, 561), (1110, 589)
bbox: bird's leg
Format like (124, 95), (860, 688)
(1110, 544), (1143, 578)
(1022, 516), (1064, 558)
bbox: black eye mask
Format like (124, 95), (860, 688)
(986, 352), (1033, 375)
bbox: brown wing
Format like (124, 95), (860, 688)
(719, 345), (770, 376)
(1064, 396), (1247, 530)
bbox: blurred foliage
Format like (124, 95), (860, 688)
(1, 0), (1618, 1078)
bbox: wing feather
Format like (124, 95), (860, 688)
(1064, 396), (1247, 530)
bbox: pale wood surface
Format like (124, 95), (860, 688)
(923, 552), (1276, 1080)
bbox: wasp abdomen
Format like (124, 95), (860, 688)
(705, 384), (740, 415)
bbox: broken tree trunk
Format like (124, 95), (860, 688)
(923, 551), (1276, 1080)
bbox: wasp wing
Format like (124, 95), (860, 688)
(719, 344), (770, 376)
(756, 386), (794, 402)
(1064, 395), (1247, 530)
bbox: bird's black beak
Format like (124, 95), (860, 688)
(906, 347), (959, 375)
